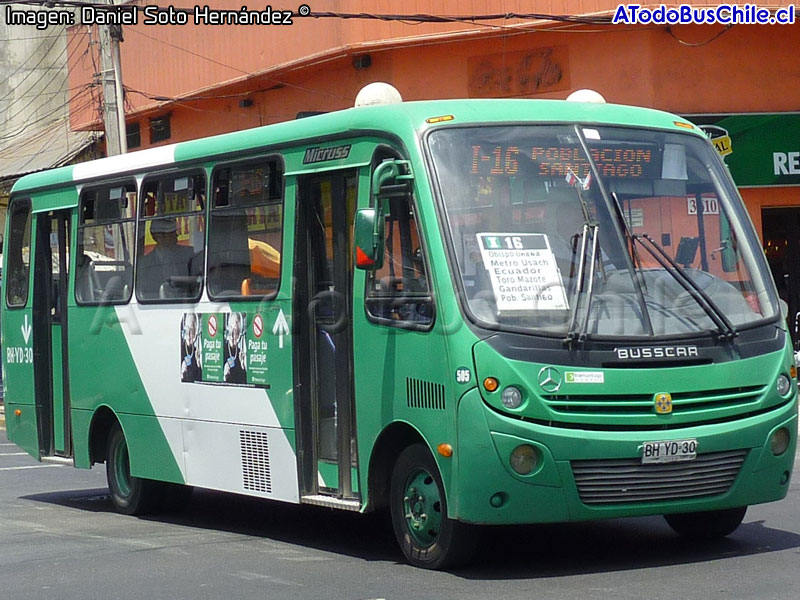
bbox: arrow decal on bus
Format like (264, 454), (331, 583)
(21, 314), (32, 344)
(272, 309), (289, 349)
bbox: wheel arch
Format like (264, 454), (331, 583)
(88, 405), (120, 466)
(366, 421), (427, 512)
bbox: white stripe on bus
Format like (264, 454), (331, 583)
(72, 144), (177, 181)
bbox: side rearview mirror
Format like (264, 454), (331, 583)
(354, 207), (384, 269)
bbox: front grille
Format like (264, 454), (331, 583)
(543, 385), (765, 417)
(572, 449), (747, 505)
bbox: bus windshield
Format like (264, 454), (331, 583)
(428, 125), (778, 338)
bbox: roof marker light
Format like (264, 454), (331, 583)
(566, 89), (606, 103)
(354, 82), (403, 107)
(426, 115), (454, 124)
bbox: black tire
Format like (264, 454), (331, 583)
(389, 444), (477, 570)
(106, 423), (165, 515)
(664, 506), (747, 540)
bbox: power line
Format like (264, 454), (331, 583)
(0, 28), (88, 115)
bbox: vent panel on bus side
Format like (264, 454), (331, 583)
(240, 430), (272, 493)
(406, 378), (446, 410)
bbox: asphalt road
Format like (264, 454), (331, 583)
(1, 426), (799, 600)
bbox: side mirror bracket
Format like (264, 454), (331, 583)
(355, 159), (413, 270)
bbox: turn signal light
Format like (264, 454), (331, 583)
(483, 377), (499, 392)
(14, 409), (22, 416)
(437, 443), (453, 458)
(790, 364), (797, 379)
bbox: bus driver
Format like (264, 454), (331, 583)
(138, 218), (196, 299)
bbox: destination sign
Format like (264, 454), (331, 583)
(477, 233), (568, 312)
(470, 142), (661, 180)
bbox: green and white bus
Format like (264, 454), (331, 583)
(3, 88), (797, 569)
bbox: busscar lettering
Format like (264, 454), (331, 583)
(303, 145), (352, 164)
(615, 346), (699, 360)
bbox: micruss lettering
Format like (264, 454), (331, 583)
(303, 145), (352, 164)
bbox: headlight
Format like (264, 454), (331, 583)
(501, 386), (523, 409)
(770, 427), (790, 456)
(509, 444), (538, 475)
(776, 374), (792, 396)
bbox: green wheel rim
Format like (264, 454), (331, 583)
(113, 438), (132, 498)
(402, 467), (442, 547)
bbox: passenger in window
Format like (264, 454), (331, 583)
(138, 218), (196, 299)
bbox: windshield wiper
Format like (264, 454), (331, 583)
(564, 224), (600, 347)
(635, 233), (738, 340)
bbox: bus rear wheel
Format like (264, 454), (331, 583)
(106, 423), (164, 515)
(389, 444), (476, 570)
(664, 506), (747, 540)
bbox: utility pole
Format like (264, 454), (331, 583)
(97, 1), (127, 155)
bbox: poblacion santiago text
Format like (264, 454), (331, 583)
(4, 5), (309, 30)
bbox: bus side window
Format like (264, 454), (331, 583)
(207, 158), (284, 300)
(365, 195), (433, 327)
(76, 183), (136, 305)
(5, 199), (32, 308)
(135, 172), (206, 302)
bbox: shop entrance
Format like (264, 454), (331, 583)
(762, 207), (800, 347)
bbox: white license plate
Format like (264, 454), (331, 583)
(641, 439), (697, 464)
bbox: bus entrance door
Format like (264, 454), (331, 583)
(295, 171), (359, 506)
(32, 210), (72, 459)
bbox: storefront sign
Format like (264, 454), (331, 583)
(688, 113), (800, 187)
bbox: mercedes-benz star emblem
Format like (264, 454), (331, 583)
(537, 366), (562, 393)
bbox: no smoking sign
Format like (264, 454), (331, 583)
(253, 314), (264, 338)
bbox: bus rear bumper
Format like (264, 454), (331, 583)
(454, 388), (797, 525)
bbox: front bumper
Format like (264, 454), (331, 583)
(453, 388), (797, 524)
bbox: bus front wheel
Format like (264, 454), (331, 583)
(106, 424), (163, 515)
(664, 506), (747, 540)
(389, 444), (476, 569)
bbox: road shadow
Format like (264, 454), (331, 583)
(459, 516), (800, 579)
(23, 486), (400, 563)
(23, 486), (800, 577)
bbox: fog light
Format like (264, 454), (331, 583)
(770, 427), (790, 456)
(510, 444), (538, 475)
(776, 374), (791, 396)
(501, 386), (523, 409)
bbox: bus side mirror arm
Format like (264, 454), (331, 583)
(356, 160), (413, 270)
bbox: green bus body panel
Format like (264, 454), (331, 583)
(66, 306), (184, 482)
(10, 164), (75, 195)
(473, 342), (794, 428)
(3, 402), (40, 459)
(26, 184), (78, 212)
(456, 386), (796, 525)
